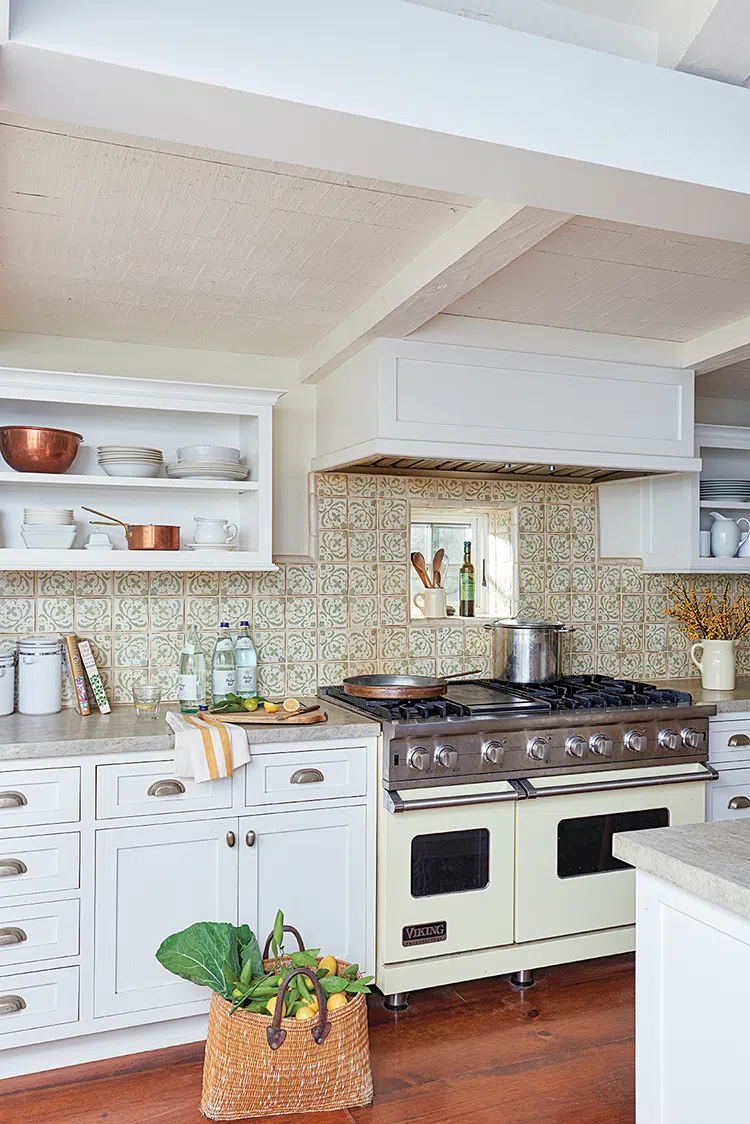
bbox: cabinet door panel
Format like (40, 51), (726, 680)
(95, 819), (238, 1017)
(239, 807), (366, 968)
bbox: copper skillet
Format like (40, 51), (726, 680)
(343, 670), (481, 701)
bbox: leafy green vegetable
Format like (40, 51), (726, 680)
(236, 924), (263, 979)
(156, 921), (241, 995)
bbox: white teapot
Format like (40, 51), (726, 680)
(709, 511), (750, 558)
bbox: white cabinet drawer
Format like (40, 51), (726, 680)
(709, 720), (750, 766)
(0, 966), (79, 1036)
(0, 767), (80, 829)
(0, 899), (79, 968)
(245, 747), (367, 807)
(0, 833), (80, 899)
(709, 768), (750, 822)
(96, 760), (233, 819)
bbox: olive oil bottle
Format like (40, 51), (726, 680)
(459, 540), (475, 617)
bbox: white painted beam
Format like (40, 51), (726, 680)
(657, 0), (750, 85)
(680, 315), (750, 374)
(298, 203), (570, 384)
(6, 1), (750, 244)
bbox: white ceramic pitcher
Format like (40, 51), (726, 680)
(690, 638), (739, 691)
(709, 512), (750, 558)
(192, 517), (238, 545)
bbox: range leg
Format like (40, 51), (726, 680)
(510, 969), (535, 989)
(383, 992), (409, 1011)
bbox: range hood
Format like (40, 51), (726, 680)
(313, 339), (700, 481)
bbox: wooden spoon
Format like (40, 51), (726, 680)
(411, 551), (432, 588)
(431, 548), (444, 589)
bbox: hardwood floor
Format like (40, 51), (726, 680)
(0, 954), (635, 1124)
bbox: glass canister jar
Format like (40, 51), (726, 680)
(0, 646), (16, 716)
(18, 635), (63, 715)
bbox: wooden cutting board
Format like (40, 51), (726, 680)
(202, 709), (328, 726)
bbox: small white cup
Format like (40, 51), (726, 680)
(193, 517), (239, 545)
(413, 588), (448, 618)
(699, 530), (712, 557)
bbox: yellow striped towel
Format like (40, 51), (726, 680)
(166, 711), (251, 782)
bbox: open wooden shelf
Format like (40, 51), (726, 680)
(0, 549), (276, 572)
(1, 471), (258, 492)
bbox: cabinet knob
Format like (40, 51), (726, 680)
(147, 780), (186, 798)
(0, 792), (27, 809)
(226, 831), (236, 848)
(0, 927), (27, 946)
(0, 995), (26, 1016)
(245, 830), (256, 847)
(0, 859), (26, 878)
(728, 796), (750, 810)
(290, 768), (324, 785)
(728, 734), (750, 748)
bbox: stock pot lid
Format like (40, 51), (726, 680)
(486, 617), (566, 630)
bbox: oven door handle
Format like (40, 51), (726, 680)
(386, 779), (526, 813)
(519, 763), (719, 799)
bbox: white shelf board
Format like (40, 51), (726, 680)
(0, 472), (258, 492)
(699, 500), (750, 510)
(0, 550), (276, 572)
(643, 558), (750, 573)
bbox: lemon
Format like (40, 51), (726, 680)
(282, 698), (301, 713)
(265, 996), (286, 1017)
(243, 697), (259, 711)
(300, 994), (318, 1012)
(295, 1005), (316, 1020)
(318, 955), (337, 977)
(326, 993), (348, 1011)
(264, 701), (279, 714)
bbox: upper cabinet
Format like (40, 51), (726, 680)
(314, 340), (700, 479)
(0, 368), (283, 570)
(598, 425), (750, 573)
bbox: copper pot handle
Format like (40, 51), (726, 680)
(81, 506), (131, 531)
(262, 924), (305, 959)
(266, 966), (331, 1050)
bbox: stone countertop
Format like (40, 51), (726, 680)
(654, 676), (750, 713)
(0, 699), (380, 761)
(613, 819), (750, 921)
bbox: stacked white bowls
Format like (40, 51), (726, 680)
(98, 446), (164, 478)
(22, 508), (76, 549)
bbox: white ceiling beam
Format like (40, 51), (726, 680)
(679, 315), (750, 374)
(6, 1), (750, 243)
(298, 203), (571, 384)
(657, 0), (750, 84)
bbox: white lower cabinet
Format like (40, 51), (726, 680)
(94, 819), (238, 1017)
(239, 806), (367, 967)
(0, 966), (79, 1036)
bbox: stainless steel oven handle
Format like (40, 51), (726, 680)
(520, 763), (719, 799)
(387, 780), (526, 813)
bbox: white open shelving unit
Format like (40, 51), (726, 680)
(598, 424), (750, 573)
(0, 368), (283, 571)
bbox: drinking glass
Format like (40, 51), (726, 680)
(132, 685), (162, 720)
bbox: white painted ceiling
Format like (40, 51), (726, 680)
(0, 118), (475, 356)
(444, 216), (750, 342)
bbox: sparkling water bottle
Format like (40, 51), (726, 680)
(234, 621), (257, 699)
(178, 625), (207, 713)
(211, 622), (236, 705)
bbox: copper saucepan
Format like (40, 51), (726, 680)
(82, 506), (180, 551)
(343, 669), (481, 701)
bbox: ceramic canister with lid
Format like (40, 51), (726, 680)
(18, 635), (63, 715)
(0, 646), (16, 716)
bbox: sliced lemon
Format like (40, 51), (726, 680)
(243, 697), (259, 711)
(282, 698), (301, 714)
(263, 701), (279, 713)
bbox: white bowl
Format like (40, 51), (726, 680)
(177, 445), (240, 463)
(100, 463), (162, 478)
(21, 526), (76, 549)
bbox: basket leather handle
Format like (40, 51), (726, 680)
(262, 924), (305, 959)
(266, 967), (331, 1050)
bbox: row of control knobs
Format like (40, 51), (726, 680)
(405, 728), (704, 771)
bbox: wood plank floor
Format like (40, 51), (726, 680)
(0, 954), (635, 1124)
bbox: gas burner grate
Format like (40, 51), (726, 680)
(497, 675), (692, 711)
(319, 686), (469, 722)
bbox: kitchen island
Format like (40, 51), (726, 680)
(613, 819), (750, 1123)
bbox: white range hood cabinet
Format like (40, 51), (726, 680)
(313, 340), (699, 481)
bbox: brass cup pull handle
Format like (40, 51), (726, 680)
(290, 768), (325, 785)
(728, 734), (750, 748)
(0, 995), (26, 1015)
(0, 859), (27, 878)
(147, 780), (186, 798)
(245, 830), (256, 847)
(0, 927), (27, 946)
(728, 795), (750, 810)
(0, 792), (27, 809)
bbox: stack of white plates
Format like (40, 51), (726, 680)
(97, 446), (163, 479)
(24, 508), (74, 525)
(700, 480), (750, 503)
(166, 444), (248, 481)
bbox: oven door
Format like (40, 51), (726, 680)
(381, 780), (520, 963)
(514, 763), (715, 944)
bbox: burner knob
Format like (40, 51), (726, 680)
(434, 745), (458, 769)
(624, 730), (648, 754)
(565, 735), (586, 759)
(589, 733), (613, 757)
(658, 728), (680, 752)
(526, 736), (549, 762)
(482, 739), (505, 765)
(407, 748), (430, 772)
(681, 727), (706, 750)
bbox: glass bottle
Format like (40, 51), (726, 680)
(459, 540), (475, 617)
(211, 622), (236, 705)
(234, 621), (258, 699)
(178, 625), (207, 713)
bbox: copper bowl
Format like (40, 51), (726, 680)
(0, 426), (83, 474)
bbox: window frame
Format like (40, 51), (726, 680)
(410, 506), (490, 616)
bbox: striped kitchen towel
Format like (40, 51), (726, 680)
(166, 711), (251, 782)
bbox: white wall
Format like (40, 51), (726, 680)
(0, 332), (312, 558)
(696, 396), (750, 428)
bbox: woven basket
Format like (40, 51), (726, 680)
(200, 927), (373, 1120)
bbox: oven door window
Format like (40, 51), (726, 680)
(557, 808), (669, 879)
(411, 828), (490, 897)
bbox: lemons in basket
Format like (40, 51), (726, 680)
(295, 1005), (316, 1020)
(326, 993), (348, 1011)
(266, 996), (286, 1017)
(318, 955), (337, 977)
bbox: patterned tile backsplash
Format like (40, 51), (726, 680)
(0, 472), (744, 705)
